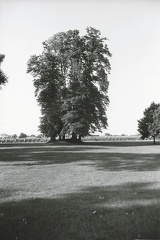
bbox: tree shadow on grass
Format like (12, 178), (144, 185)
(0, 182), (160, 240)
(0, 188), (19, 199)
(0, 140), (159, 150)
(1, 151), (160, 172)
(84, 140), (160, 147)
(79, 152), (160, 172)
(1, 143), (160, 171)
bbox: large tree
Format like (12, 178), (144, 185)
(137, 102), (160, 143)
(27, 27), (111, 141)
(27, 53), (64, 141)
(0, 54), (7, 87)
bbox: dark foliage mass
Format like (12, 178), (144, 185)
(19, 133), (28, 138)
(0, 54), (7, 87)
(137, 102), (160, 143)
(27, 27), (111, 141)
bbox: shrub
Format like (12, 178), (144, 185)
(19, 133), (27, 138)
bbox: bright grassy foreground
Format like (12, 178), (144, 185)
(0, 142), (160, 240)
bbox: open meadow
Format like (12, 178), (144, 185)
(0, 141), (160, 240)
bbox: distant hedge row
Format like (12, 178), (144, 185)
(0, 135), (150, 143)
(0, 137), (49, 143)
(83, 135), (141, 142)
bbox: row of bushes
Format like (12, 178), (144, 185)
(83, 135), (141, 142)
(1, 134), (156, 144)
(0, 136), (49, 143)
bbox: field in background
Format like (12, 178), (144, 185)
(0, 142), (160, 240)
(1, 133), (158, 144)
(0, 133), (142, 143)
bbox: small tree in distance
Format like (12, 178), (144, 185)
(19, 133), (27, 138)
(147, 107), (160, 144)
(12, 134), (17, 138)
(138, 102), (160, 144)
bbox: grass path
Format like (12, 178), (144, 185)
(0, 142), (160, 240)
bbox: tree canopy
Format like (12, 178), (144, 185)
(0, 54), (8, 87)
(137, 102), (160, 143)
(27, 27), (112, 141)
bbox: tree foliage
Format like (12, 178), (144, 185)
(19, 132), (27, 138)
(137, 102), (160, 143)
(147, 107), (160, 143)
(0, 54), (8, 87)
(27, 27), (111, 141)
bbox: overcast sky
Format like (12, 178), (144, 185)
(0, 0), (160, 136)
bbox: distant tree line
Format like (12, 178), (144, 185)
(27, 27), (112, 141)
(0, 133), (49, 143)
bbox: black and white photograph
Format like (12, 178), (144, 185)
(0, 0), (160, 239)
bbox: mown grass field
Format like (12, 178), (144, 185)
(0, 141), (160, 240)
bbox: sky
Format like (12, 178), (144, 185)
(0, 0), (160, 136)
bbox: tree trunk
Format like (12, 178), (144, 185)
(62, 135), (65, 140)
(71, 132), (77, 141)
(78, 135), (82, 141)
(153, 135), (156, 144)
(59, 134), (65, 141)
(50, 135), (56, 141)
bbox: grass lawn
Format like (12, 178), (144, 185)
(0, 141), (160, 240)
